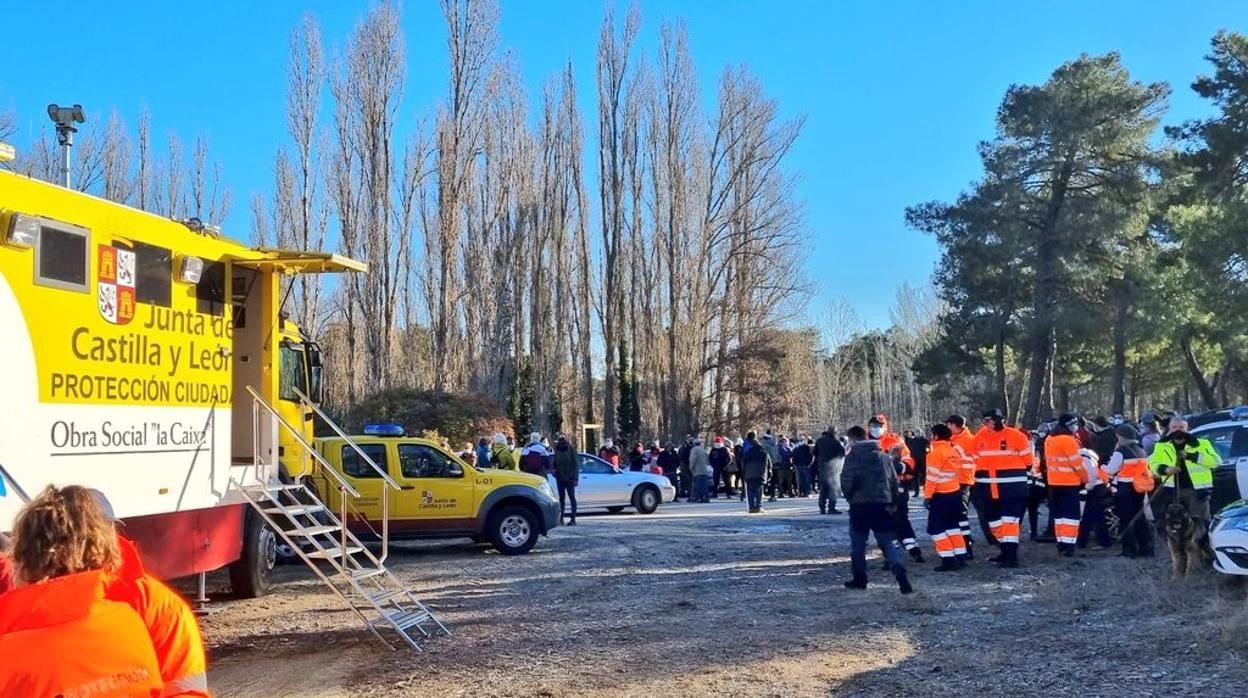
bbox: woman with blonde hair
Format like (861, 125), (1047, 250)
(0, 484), (165, 697)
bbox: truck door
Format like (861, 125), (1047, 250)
(393, 443), (475, 532)
(334, 441), (389, 531)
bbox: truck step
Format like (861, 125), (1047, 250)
(350, 567), (388, 581)
(288, 524), (340, 538)
(266, 504), (325, 516)
(306, 545), (363, 560)
(366, 588), (410, 605)
(377, 608), (433, 632)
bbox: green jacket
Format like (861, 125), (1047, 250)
(1148, 436), (1219, 490)
(491, 442), (518, 471)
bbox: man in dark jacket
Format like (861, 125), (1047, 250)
(553, 435), (580, 525)
(792, 436), (815, 497)
(840, 426), (912, 594)
(815, 427), (847, 515)
(658, 445), (681, 501)
(740, 431), (771, 513)
(904, 430), (930, 497)
(708, 437), (733, 498)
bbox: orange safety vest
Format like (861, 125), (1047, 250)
(112, 537), (210, 697)
(1113, 445), (1153, 494)
(950, 427), (976, 486)
(924, 441), (963, 498)
(1043, 434), (1088, 487)
(971, 425), (1033, 498)
(0, 569), (164, 697)
(878, 432), (915, 480)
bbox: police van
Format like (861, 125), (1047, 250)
(0, 168), (363, 597)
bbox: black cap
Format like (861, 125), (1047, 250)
(946, 415), (966, 427)
(982, 409), (1004, 420)
(1115, 424), (1139, 440)
(1057, 413), (1079, 429)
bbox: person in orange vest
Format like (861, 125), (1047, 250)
(1103, 424), (1155, 558)
(1042, 414), (1090, 557)
(112, 537), (209, 696)
(945, 414), (983, 558)
(971, 408), (1032, 568)
(0, 485), (166, 697)
(869, 414), (922, 563)
(924, 424), (968, 571)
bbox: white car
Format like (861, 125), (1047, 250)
(547, 453), (675, 514)
(1193, 413), (1248, 574)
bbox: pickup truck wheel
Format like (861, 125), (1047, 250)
(633, 485), (661, 514)
(229, 508), (276, 598)
(488, 505), (539, 555)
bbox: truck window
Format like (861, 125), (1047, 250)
(341, 443), (387, 479)
(278, 342), (308, 402)
(195, 261), (226, 316)
(135, 242), (172, 307)
(398, 444), (463, 479)
(34, 222), (89, 292)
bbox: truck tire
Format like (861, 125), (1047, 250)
(633, 485), (660, 514)
(487, 504), (539, 555)
(229, 508), (277, 598)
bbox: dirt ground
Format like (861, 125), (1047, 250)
(200, 496), (1248, 697)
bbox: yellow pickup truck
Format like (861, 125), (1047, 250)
(310, 431), (561, 554)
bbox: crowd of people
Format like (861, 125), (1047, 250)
(498, 407), (1219, 595)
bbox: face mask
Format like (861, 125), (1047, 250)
(868, 426), (883, 438)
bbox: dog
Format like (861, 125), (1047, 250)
(1163, 499), (1211, 579)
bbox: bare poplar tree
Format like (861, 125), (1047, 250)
(596, 3), (641, 436)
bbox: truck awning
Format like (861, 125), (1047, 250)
(233, 249), (367, 274)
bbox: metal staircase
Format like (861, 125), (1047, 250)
(231, 386), (449, 652)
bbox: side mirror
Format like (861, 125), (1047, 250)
(306, 342), (325, 404)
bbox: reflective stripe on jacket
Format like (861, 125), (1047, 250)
(1044, 434), (1089, 487)
(950, 428), (976, 486)
(971, 426), (1033, 498)
(924, 441), (963, 498)
(0, 569), (164, 698)
(1149, 437), (1219, 490)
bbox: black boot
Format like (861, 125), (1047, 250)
(843, 578), (868, 590)
(896, 573), (913, 595)
(909, 548), (925, 563)
(934, 559), (961, 572)
(964, 540), (974, 560)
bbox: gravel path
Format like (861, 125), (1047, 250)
(201, 497), (1248, 697)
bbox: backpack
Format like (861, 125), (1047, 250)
(523, 449), (546, 474)
(1133, 467), (1155, 495)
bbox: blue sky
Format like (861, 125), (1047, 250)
(0, 1), (1240, 331)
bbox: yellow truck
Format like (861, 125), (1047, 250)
(312, 430), (560, 554)
(0, 168), (361, 597)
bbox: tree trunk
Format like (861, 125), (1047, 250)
(1180, 336), (1219, 409)
(1022, 158), (1073, 426)
(994, 325), (1009, 416)
(1110, 280), (1129, 414)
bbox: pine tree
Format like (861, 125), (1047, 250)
(616, 341), (641, 444)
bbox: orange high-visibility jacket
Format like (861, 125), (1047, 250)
(1043, 434), (1089, 487)
(971, 425), (1033, 497)
(877, 432), (915, 482)
(950, 427), (976, 486)
(0, 569), (164, 698)
(112, 537), (210, 697)
(924, 440), (964, 497)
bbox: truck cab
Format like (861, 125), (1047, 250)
(312, 430), (561, 554)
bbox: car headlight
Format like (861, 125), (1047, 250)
(538, 480), (557, 501)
